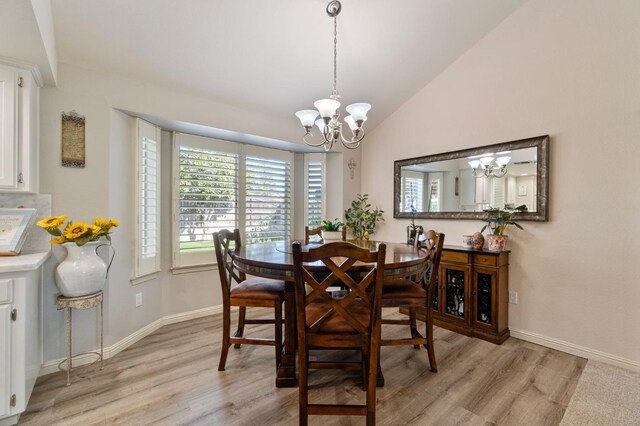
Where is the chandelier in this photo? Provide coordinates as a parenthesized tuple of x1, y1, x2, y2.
(468, 155, 511, 178)
(295, 0, 371, 151)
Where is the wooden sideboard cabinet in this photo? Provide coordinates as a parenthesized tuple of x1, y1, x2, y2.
(407, 246, 510, 344)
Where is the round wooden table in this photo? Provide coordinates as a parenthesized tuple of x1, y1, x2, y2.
(230, 240, 430, 387)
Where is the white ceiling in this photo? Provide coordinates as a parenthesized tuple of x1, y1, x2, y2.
(50, 0, 526, 132)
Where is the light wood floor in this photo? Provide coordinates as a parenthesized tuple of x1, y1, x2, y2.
(20, 309, 586, 425)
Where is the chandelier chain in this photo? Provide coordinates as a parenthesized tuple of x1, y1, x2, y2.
(332, 15, 338, 98)
(296, 0, 369, 151)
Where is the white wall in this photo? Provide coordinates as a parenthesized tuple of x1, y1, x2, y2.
(38, 63, 361, 361)
(362, 0, 640, 367)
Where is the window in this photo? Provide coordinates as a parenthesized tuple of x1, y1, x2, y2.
(134, 119, 161, 279)
(245, 149, 292, 244)
(172, 134, 293, 269)
(173, 134, 239, 268)
(428, 178, 441, 212)
(305, 154, 325, 228)
(402, 176, 424, 212)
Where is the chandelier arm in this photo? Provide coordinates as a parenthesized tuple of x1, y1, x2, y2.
(490, 166, 507, 178)
(322, 123, 336, 144)
(303, 133, 334, 148)
(340, 126, 365, 144)
(338, 127, 363, 149)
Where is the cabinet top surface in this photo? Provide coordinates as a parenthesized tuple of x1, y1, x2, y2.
(0, 251, 50, 273)
(443, 244, 510, 254)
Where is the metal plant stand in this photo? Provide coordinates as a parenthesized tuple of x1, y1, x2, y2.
(56, 290, 104, 386)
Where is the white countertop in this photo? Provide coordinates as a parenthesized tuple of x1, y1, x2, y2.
(0, 251, 51, 273)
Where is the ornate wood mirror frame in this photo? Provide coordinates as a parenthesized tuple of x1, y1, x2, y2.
(393, 135, 549, 221)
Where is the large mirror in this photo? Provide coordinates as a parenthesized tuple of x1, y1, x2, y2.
(394, 135, 549, 221)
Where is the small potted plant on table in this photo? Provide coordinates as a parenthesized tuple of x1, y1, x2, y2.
(480, 205, 526, 251)
(321, 218, 344, 241)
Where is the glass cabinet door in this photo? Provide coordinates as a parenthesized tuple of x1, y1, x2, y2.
(442, 265, 469, 323)
(472, 267, 498, 328)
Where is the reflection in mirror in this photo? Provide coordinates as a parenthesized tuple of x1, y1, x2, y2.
(400, 147, 537, 213)
(394, 135, 549, 221)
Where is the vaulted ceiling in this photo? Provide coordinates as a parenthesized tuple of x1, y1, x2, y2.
(0, 0, 529, 142)
(49, 0, 526, 132)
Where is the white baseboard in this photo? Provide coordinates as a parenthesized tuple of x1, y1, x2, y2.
(39, 305, 224, 377)
(510, 328, 640, 373)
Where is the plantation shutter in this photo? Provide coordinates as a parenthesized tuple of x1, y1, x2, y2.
(492, 177, 505, 208)
(175, 139, 239, 267)
(135, 119, 161, 278)
(307, 161, 324, 228)
(402, 176, 424, 212)
(245, 155, 292, 244)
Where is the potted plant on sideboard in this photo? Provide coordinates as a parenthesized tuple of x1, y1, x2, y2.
(321, 218, 344, 241)
(480, 205, 527, 251)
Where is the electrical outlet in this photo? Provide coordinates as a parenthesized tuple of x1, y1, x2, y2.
(135, 292, 143, 307)
(509, 291, 518, 304)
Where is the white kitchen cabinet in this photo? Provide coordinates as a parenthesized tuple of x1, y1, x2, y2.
(474, 176, 492, 204)
(0, 252, 48, 426)
(0, 64, 40, 193)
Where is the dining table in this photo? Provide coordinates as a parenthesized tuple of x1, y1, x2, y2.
(230, 239, 429, 387)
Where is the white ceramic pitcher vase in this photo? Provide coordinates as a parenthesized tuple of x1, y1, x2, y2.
(55, 241, 114, 297)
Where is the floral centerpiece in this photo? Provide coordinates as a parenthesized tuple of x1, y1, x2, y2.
(37, 215, 119, 246)
(37, 215, 119, 297)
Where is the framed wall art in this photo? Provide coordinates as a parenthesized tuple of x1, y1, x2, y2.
(61, 111, 86, 168)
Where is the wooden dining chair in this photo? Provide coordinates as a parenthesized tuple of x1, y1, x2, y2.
(292, 241, 386, 426)
(380, 231, 444, 372)
(213, 229, 285, 371)
(304, 225, 347, 244)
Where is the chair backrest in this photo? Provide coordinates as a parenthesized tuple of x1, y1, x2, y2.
(304, 225, 324, 244)
(213, 229, 245, 301)
(422, 230, 445, 293)
(292, 241, 387, 345)
(304, 225, 348, 244)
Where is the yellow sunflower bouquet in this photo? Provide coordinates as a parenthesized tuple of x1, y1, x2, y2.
(37, 215, 120, 246)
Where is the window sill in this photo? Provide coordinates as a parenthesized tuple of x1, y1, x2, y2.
(130, 271, 160, 286)
(171, 263, 218, 275)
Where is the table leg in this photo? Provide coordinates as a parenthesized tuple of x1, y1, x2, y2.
(66, 307, 72, 387)
(275, 281, 296, 387)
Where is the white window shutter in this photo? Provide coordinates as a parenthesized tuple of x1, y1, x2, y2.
(245, 155, 292, 244)
(135, 119, 161, 278)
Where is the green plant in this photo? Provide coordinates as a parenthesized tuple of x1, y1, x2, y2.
(321, 218, 343, 231)
(480, 205, 527, 236)
(344, 194, 384, 240)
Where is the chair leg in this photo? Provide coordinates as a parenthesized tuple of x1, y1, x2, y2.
(233, 306, 246, 349)
(410, 308, 420, 349)
(274, 300, 283, 369)
(361, 346, 368, 391)
(218, 304, 231, 371)
(425, 313, 437, 373)
(366, 339, 378, 426)
(299, 348, 309, 426)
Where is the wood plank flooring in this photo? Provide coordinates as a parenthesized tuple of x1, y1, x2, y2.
(19, 309, 586, 425)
